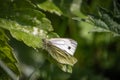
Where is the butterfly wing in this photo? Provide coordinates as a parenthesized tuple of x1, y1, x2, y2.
(48, 38, 77, 56)
(46, 40, 77, 66)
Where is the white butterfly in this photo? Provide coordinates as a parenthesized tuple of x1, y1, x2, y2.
(42, 38, 77, 66)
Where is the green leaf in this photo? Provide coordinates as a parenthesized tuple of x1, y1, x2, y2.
(0, 8, 54, 48)
(46, 32, 60, 38)
(89, 8, 120, 35)
(0, 29, 19, 78)
(37, 0, 62, 16)
(57, 63, 73, 73)
(79, 5, 120, 36)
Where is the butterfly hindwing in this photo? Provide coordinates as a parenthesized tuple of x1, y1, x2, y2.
(47, 44, 77, 66)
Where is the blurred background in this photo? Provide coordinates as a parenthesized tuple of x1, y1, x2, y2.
(0, 0, 120, 80)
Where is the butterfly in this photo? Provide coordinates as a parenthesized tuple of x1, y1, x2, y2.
(42, 38, 77, 66)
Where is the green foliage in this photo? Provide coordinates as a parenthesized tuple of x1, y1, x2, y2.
(37, 0, 63, 16)
(0, 0, 73, 79)
(0, 29, 19, 79)
(0, 0, 120, 80)
(0, 8, 54, 48)
(81, 1, 120, 36)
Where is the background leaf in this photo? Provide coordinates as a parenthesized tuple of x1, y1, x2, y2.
(37, 0, 62, 16)
(0, 29, 19, 79)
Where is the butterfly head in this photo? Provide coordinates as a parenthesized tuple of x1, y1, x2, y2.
(42, 39, 48, 49)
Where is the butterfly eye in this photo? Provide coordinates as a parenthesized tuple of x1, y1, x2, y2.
(68, 46, 71, 49)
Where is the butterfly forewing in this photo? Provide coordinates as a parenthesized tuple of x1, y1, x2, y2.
(48, 38, 77, 56)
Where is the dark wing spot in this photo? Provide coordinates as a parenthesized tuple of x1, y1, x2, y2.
(68, 46, 71, 49)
